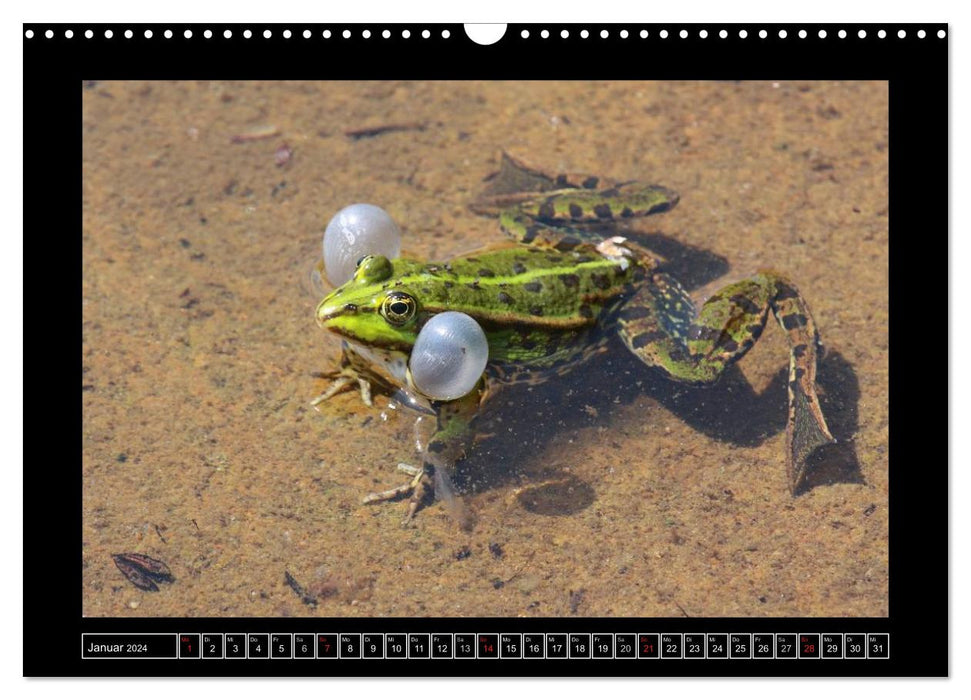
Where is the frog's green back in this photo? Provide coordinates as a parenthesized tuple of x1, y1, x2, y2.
(316, 245, 639, 366)
(425, 246, 636, 364)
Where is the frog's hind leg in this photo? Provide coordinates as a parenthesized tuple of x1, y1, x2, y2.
(498, 210, 610, 253)
(497, 181, 677, 265)
(617, 272, 834, 495)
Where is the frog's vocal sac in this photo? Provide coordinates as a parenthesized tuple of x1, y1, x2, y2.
(314, 152, 835, 522)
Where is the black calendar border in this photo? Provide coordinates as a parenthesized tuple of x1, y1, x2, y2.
(24, 22, 947, 678)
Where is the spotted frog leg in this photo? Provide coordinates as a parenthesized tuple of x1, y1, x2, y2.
(615, 271, 834, 494)
(492, 180, 834, 494)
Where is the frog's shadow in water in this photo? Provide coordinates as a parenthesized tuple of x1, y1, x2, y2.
(455, 231, 863, 513)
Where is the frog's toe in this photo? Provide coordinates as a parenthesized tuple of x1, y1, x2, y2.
(310, 375, 355, 407)
(362, 464, 427, 510)
(311, 372, 374, 408)
(362, 481, 415, 504)
(357, 378, 374, 407)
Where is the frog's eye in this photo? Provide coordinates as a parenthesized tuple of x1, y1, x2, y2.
(381, 292, 417, 326)
(356, 255, 370, 268)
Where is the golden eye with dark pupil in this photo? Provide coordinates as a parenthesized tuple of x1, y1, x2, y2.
(381, 292, 416, 325)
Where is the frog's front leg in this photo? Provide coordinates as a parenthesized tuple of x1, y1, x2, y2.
(362, 380, 484, 526)
(617, 271, 834, 494)
(311, 341, 391, 408)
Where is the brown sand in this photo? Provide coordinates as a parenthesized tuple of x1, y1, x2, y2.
(82, 81, 888, 617)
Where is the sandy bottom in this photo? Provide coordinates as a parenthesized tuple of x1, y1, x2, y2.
(82, 80, 888, 618)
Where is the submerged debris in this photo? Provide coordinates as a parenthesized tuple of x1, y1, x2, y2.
(345, 122, 426, 141)
(569, 588, 586, 614)
(284, 570, 318, 608)
(275, 143, 293, 167)
(111, 552, 174, 592)
(231, 125, 280, 143)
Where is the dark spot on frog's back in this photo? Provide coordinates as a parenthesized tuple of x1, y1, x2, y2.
(530, 306, 544, 316)
(593, 203, 613, 219)
(582, 176, 599, 189)
(558, 273, 580, 288)
(477, 268, 496, 278)
(497, 292, 514, 305)
(523, 281, 543, 293)
(591, 273, 612, 290)
(792, 343, 808, 358)
(579, 304, 594, 319)
(568, 203, 584, 219)
(512, 262, 527, 275)
(538, 200, 556, 220)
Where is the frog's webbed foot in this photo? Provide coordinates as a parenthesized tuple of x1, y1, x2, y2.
(362, 463, 466, 526)
(617, 271, 835, 495)
(310, 369, 373, 408)
(787, 370, 836, 493)
(362, 463, 431, 524)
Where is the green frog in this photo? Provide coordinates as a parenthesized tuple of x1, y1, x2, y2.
(313, 153, 834, 523)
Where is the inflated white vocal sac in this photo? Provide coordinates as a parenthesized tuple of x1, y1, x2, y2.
(409, 312, 490, 401)
(322, 203, 401, 286)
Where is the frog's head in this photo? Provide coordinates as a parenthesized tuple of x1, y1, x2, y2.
(315, 254, 422, 351)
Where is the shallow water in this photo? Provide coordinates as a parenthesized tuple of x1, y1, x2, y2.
(82, 80, 888, 617)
